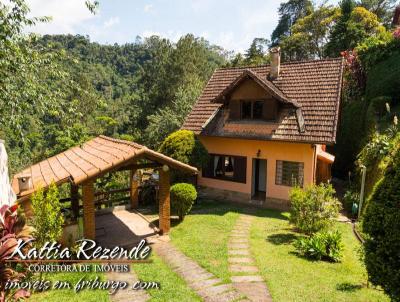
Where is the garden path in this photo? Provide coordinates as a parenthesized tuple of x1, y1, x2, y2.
(228, 214, 273, 302)
(152, 237, 250, 302)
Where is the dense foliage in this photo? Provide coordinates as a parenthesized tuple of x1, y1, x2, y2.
(289, 184, 342, 235)
(158, 130, 209, 169)
(363, 149, 400, 301)
(294, 230, 344, 262)
(31, 183, 64, 246)
(170, 183, 197, 221)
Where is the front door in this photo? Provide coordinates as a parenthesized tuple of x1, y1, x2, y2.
(252, 158, 266, 200)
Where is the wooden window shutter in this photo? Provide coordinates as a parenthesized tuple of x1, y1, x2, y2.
(229, 100, 240, 120)
(233, 156, 247, 183)
(263, 99, 277, 121)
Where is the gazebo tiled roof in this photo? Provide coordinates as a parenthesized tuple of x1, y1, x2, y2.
(12, 135, 197, 198)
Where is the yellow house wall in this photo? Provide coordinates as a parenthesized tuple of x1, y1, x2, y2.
(198, 136, 317, 200)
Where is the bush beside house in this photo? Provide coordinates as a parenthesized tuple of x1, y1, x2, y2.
(290, 183, 344, 262)
(159, 130, 208, 169)
(289, 183, 342, 235)
(170, 183, 197, 221)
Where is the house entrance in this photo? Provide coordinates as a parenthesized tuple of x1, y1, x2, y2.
(252, 158, 267, 201)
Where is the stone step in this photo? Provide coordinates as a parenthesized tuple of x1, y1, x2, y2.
(228, 257, 254, 264)
(229, 265, 259, 273)
(231, 275, 264, 283)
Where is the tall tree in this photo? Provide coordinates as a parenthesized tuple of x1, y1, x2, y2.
(326, 2, 386, 57)
(244, 38, 270, 66)
(280, 5, 341, 60)
(360, 0, 398, 25)
(270, 0, 314, 48)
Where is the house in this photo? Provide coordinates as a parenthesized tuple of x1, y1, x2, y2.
(182, 48, 344, 209)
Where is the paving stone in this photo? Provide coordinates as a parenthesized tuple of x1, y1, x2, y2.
(228, 249, 250, 256)
(228, 243, 249, 249)
(205, 289, 244, 302)
(229, 238, 249, 244)
(231, 275, 264, 283)
(228, 257, 254, 264)
(233, 282, 273, 302)
(190, 278, 222, 290)
(197, 284, 233, 297)
(229, 265, 259, 273)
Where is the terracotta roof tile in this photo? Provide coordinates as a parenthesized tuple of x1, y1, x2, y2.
(182, 58, 344, 144)
(13, 135, 198, 199)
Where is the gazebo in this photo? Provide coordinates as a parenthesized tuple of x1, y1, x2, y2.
(12, 136, 198, 238)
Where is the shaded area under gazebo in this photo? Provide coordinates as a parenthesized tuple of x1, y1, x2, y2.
(12, 135, 197, 238)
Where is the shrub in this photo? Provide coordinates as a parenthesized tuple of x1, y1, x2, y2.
(294, 230, 344, 262)
(31, 182, 64, 246)
(362, 149, 400, 301)
(158, 130, 208, 169)
(170, 183, 197, 221)
(289, 183, 342, 235)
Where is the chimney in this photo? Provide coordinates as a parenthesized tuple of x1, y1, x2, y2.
(269, 47, 281, 80)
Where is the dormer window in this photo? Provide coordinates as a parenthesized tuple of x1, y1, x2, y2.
(241, 100, 264, 120)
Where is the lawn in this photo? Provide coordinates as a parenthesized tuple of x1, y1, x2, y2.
(250, 208, 389, 302)
(169, 200, 243, 283)
(29, 267, 109, 302)
(132, 254, 202, 301)
(169, 199, 389, 302)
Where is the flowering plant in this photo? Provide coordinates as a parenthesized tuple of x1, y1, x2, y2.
(0, 204, 33, 302)
(394, 28, 400, 39)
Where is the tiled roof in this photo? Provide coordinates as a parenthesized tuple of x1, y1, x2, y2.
(12, 136, 197, 198)
(182, 58, 344, 144)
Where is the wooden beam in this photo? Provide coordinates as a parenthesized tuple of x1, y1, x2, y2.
(71, 184, 79, 219)
(82, 181, 95, 240)
(117, 162, 162, 171)
(130, 168, 139, 209)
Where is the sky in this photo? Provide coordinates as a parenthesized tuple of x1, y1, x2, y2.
(25, 0, 337, 53)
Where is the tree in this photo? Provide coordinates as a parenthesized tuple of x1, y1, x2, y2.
(281, 5, 340, 60)
(158, 130, 209, 169)
(360, 0, 398, 25)
(271, 0, 314, 49)
(244, 38, 270, 66)
(363, 150, 400, 301)
(31, 183, 64, 248)
(326, 3, 386, 57)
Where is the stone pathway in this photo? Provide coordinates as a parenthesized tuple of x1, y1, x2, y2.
(152, 237, 249, 302)
(107, 269, 150, 302)
(228, 215, 273, 302)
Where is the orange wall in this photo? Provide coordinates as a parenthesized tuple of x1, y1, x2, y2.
(198, 136, 316, 200)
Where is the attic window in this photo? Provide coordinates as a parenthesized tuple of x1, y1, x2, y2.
(240, 100, 264, 120)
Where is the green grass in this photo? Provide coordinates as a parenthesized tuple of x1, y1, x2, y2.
(169, 200, 243, 283)
(29, 267, 109, 302)
(250, 208, 389, 302)
(132, 254, 202, 301)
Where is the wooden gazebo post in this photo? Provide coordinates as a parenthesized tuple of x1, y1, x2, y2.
(82, 180, 95, 239)
(158, 165, 170, 234)
(130, 167, 139, 209)
(70, 184, 79, 219)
